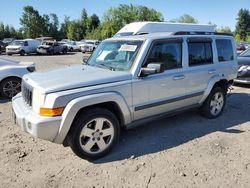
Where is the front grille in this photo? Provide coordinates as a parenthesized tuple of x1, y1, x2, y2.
(22, 81, 33, 107)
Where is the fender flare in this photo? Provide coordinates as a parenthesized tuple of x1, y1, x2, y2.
(53, 92, 132, 144)
(199, 75, 228, 104)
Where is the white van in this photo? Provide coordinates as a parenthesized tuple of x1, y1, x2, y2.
(6, 39, 41, 56)
(114, 22, 216, 37)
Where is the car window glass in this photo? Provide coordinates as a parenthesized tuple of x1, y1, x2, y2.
(24, 41, 28, 46)
(216, 39, 234, 62)
(144, 41, 182, 70)
(188, 42, 213, 66)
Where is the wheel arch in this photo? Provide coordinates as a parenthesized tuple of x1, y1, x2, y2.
(199, 76, 229, 104)
(53, 92, 132, 144)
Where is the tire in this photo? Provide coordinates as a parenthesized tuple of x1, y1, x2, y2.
(67, 108, 120, 160)
(0, 77, 21, 99)
(201, 87, 226, 119)
(20, 50, 25, 56)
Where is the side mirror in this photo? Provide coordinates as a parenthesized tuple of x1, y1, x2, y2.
(82, 56, 89, 64)
(140, 63, 164, 77)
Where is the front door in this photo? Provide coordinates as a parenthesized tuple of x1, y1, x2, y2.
(132, 38, 188, 120)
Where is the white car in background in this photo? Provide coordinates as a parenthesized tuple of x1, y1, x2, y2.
(80, 40, 100, 53)
(0, 58, 35, 99)
(65, 40, 79, 52)
(6, 39, 41, 56)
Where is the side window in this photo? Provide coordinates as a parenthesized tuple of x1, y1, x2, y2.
(144, 41, 182, 70)
(188, 42, 213, 66)
(24, 41, 28, 46)
(216, 39, 234, 62)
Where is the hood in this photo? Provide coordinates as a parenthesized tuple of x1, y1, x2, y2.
(24, 65, 132, 94)
(6, 45, 21, 49)
(0, 58, 34, 70)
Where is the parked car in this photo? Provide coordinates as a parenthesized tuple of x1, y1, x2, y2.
(235, 48, 250, 84)
(36, 37, 55, 43)
(37, 41, 67, 55)
(12, 29, 237, 160)
(64, 40, 79, 51)
(2, 38, 15, 46)
(80, 40, 100, 53)
(0, 58, 35, 98)
(0, 40, 5, 54)
(6, 39, 41, 56)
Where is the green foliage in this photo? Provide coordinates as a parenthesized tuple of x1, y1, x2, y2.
(217, 26, 233, 34)
(87, 4, 163, 40)
(235, 8, 250, 41)
(0, 22, 23, 39)
(170, 14, 198, 24)
(20, 6, 48, 38)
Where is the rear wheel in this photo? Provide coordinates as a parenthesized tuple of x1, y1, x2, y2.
(20, 50, 25, 56)
(67, 108, 120, 160)
(201, 87, 226, 119)
(0, 77, 21, 99)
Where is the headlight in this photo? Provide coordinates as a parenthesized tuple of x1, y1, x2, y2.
(27, 66, 36, 72)
(32, 88, 44, 113)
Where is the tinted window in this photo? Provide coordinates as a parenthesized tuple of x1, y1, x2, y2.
(144, 42, 182, 70)
(216, 39, 234, 62)
(188, 42, 213, 66)
(24, 41, 28, 46)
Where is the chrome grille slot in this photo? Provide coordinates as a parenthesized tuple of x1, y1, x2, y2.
(22, 81, 33, 107)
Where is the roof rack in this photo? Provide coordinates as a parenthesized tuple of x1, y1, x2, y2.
(173, 31, 233, 36)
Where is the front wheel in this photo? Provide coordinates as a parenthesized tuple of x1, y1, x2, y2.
(0, 77, 21, 99)
(67, 108, 120, 160)
(201, 87, 226, 119)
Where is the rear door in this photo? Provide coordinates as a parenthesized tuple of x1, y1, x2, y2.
(132, 38, 188, 120)
(184, 37, 216, 105)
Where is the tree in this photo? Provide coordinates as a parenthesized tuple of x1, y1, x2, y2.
(0, 23, 5, 39)
(170, 14, 198, 24)
(60, 16, 71, 39)
(90, 14, 100, 30)
(48, 13, 59, 38)
(99, 4, 163, 39)
(217, 26, 233, 34)
(20, 6, 48, 38)
(235, 8, 250, 41)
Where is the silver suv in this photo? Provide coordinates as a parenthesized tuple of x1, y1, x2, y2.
(12, 32, 238, 160)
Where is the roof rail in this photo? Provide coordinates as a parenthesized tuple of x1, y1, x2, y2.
(173, 31, 233, 36)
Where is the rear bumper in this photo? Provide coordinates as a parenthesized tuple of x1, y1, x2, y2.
(12, 93, 62, 142)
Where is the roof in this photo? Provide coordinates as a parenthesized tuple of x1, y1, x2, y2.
(107, 32, 234, 42)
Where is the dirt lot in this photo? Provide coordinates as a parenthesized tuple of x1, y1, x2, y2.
(0, 53, 250, 188)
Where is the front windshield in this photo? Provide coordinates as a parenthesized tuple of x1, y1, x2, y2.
(10, 40, 24, 46)
(87, 40, 143, 71)
(240, 49, 250, 57)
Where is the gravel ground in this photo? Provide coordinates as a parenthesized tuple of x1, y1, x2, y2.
(0, 53, 250, 188)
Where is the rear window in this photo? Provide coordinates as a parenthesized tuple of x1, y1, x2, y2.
(216, 39, 234, 62)
(188, 42, 213, 66)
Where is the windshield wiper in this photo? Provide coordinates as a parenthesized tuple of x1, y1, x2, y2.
(95, 63, 114, 71)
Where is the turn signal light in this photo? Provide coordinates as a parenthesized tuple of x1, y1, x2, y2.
(39, 107, 65, 117)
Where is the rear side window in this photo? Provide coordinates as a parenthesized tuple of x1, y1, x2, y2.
(145, 41, 182, 70)
(188, 42, 213, 66)
(216, 39, 234, 62)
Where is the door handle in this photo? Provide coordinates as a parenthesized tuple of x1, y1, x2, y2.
(173, 75, 185, 80)
(208, 69, 216, 74)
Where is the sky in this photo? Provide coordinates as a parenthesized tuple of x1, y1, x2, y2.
(0, 0, 249, 31)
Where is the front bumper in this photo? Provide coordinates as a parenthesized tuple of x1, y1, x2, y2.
(12, 93, 62, 142)
(6, 49, 21, 54)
